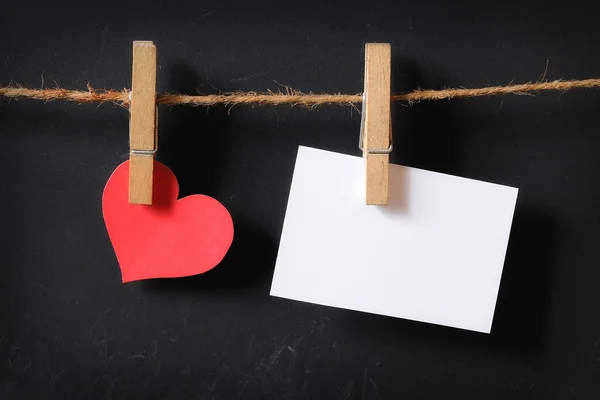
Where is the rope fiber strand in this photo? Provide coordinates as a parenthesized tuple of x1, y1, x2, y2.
(1, 79, 600, 107)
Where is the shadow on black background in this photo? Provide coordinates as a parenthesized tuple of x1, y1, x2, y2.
(157, 61, 231, 198)
(144, 63, 277, 294)
(491, 204, 557, 354)
(390, 58, 464, 177)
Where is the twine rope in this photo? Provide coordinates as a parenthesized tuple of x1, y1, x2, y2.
(1, 79, 600, 107)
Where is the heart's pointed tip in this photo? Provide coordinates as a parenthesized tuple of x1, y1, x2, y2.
(121, 275, 135, 284)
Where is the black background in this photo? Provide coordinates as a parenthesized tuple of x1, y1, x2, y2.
(2, 1, 600, 399)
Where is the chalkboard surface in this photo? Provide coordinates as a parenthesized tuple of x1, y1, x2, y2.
(2, 1, 600, 399)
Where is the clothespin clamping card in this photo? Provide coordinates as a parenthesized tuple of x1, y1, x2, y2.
(360, 43, 392, 205)
(128, 41, 157, 205)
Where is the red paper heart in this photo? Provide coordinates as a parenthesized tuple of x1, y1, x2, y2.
(102, 160, 234, 283)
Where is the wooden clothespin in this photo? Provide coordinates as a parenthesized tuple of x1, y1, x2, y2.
(129, 41, 157, 205)
(360, 43, 392, 205)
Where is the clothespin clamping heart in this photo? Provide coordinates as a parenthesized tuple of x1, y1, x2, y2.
(102, 41, 234, 283)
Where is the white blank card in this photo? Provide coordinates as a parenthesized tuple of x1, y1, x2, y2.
(271, 146, 518, 333)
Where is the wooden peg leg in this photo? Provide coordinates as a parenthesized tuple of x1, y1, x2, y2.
(129, 41, 157, 205)
(363, 43, 391, 205)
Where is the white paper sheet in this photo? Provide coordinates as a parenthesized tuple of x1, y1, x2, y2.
(271, 146, 518, 333)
